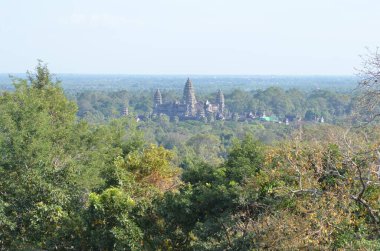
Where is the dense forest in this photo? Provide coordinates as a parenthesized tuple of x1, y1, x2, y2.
(0, 62, 379, 250)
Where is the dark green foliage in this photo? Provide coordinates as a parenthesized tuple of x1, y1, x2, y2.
(143, 137, 266, 250)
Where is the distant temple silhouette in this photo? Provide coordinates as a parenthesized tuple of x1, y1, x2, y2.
(153, 78, 225, 120)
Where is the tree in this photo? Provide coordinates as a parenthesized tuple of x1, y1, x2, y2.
(356, 48, 380, 122)
(0, 62, 124, 249)
(225, 135, 264, 182)
(0, 62, 82, 248)
(259, 126, 380, 249)
(186, 134, 223, 165)
(86, 188, 142, 251)
(143, 136, 267, 250)
(87, 142, 180, 250)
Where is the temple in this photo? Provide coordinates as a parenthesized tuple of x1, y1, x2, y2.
(153, 78, 226, 120)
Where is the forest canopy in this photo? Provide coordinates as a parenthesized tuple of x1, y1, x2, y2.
(0, 63, 379, 250)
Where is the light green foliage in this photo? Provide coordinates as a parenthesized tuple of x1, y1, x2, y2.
(226, 135, 264, 182)
(0, 62, 123, 249)
(0, 62, 82, 248)
(86, 188, 142, 251)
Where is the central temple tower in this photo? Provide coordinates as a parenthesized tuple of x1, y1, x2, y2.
(182, 78, 197, 116)
(154, 89, 162, 106)
(216, 89, 225, 113)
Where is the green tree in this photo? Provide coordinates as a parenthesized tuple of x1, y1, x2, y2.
(0, 62, 123, 249)
(144, 136, 266, 250)
(225, 135, 264, 182)
(0, 62, 81, 248)
(86, 188, 142, 251)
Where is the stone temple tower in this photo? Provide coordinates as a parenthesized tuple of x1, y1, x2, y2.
(183, 78, 197, 116)
(154, 89, 162, 106)
(122, 105, 129, 116)
(216, 89, 225, 113)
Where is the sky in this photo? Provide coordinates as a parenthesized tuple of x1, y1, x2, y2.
(0, 0, 379, 75)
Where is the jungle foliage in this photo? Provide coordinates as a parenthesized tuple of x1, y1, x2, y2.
(0, 63, 379, 250)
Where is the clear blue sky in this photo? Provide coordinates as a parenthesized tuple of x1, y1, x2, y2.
(0, 0, 379, 75)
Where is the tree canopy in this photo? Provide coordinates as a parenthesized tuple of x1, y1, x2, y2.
(0, 63, 379, 250)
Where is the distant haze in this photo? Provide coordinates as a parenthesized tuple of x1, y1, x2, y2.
(1, 0, 379, 75)
(0, 74, 357, 93)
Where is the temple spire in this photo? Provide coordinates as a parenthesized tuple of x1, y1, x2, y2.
(154, 89, 162, 106)
(183, 78, 196, 104)
(216, 89, 225, 113)
(182, 78, 197, 116)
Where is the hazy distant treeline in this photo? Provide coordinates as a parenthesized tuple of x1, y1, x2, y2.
(72, 86, 355, 124)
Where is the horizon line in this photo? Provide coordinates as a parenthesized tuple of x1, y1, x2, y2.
(0, 72, 357, 77)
